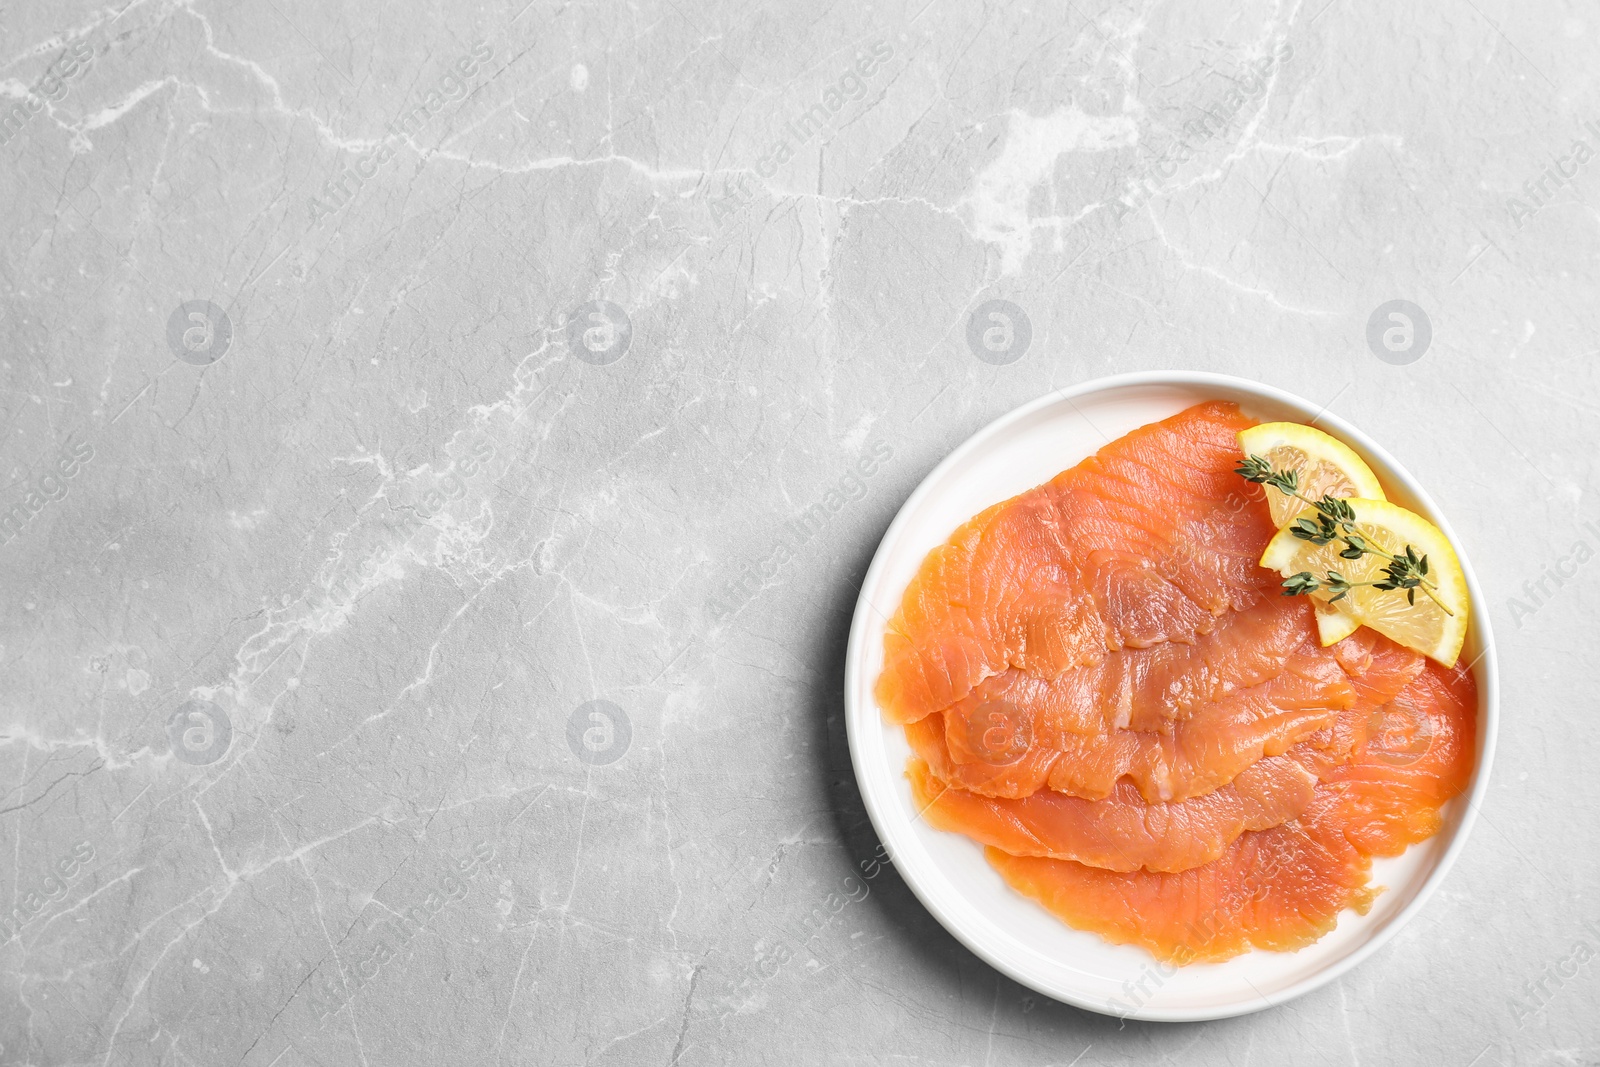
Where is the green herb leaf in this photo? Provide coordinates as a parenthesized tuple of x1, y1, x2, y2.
(1237, 457, 1454, 618)
(1281, 571, 1321, 596)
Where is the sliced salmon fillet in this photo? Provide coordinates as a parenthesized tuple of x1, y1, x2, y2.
(908, 755, 1317, 873)
(983, 660, 1476, 962)
(939, 595, 1316, 743)
(901, 630, 1428, 882)
(1321, 659, 1477, 854)
(914, 635, 1353, 802)
(1297, 629, 1425, 777)
(876, 402, 1278, 725)
(906, 660, 1400, 875)
(923, 620, 1421, 803)
(984, 811, 1376, 963)
(1331, 626, 1428, 711)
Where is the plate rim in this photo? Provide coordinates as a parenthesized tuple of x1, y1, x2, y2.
(841, 369, 1500, 1022)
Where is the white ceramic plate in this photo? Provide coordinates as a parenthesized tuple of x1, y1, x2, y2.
(843, 371, 1498, 1022)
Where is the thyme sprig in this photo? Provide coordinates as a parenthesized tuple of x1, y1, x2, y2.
(1235, 455, 1453, 617)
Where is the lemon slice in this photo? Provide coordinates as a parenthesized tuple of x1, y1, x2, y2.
(1238, 423, 1386, 528)
(1260, 498, 1469, 667)
(1239, 422, 1385, 647)
(1312, 599, 1361, 646)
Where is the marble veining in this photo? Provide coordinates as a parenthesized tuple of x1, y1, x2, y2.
(0, 0, 1595, 1063)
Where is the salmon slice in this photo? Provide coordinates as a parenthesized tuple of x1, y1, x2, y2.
(984, 811, 1376, 963)
(982, 660, 1476, 962)
(906, 666, 1394, 875)
(1320, 659, 1477, 855)
(924, 623, 1421, 802)
(1331, 626, 1429, 711)
(939, 595, 1317, 746)
(1297, 629, 1425, 777)
(876, 402, 1278, 725)
(915, 636, 1353, 802)
(907, 756, 1318, 873)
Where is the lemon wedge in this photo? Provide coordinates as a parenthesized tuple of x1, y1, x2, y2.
(1237, 423, 1386, 528)
(1259, 498, 1469, 667)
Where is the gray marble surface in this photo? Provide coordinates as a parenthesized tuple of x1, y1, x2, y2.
(1, 0, 1596, 1063)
